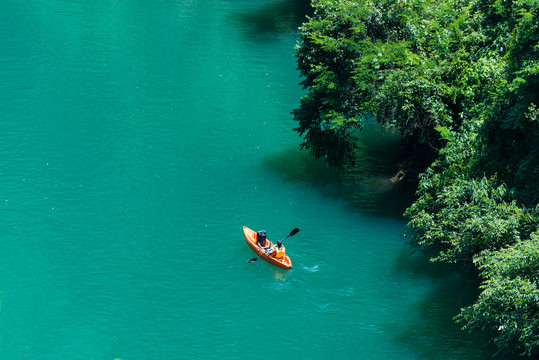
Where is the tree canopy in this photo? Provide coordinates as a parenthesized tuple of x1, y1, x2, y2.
(294, 0, 539, 356)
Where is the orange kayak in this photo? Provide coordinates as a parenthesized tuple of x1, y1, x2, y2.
(244, 226, 292, 270)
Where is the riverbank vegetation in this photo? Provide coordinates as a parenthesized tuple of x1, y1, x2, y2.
(293, 0, 538, 356)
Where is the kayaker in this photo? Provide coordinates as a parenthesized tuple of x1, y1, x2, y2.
(256, 230, 268, 248)
(274, 240, 286, 260)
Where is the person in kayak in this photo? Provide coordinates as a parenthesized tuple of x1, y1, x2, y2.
(256, 230, 269, 248)
(273, 240, 286, 260)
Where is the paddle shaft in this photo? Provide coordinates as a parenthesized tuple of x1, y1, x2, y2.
(248, 245, 273, 263)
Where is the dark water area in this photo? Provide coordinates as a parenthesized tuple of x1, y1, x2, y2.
(263, 126, 418, 217)
(232, 0, 313, 39)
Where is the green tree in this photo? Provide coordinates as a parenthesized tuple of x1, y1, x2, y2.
(406, 175, 536, 264)
(478, 0, 539, 205)
(293, 0, 448, 167)
(457, 231, 539, 357)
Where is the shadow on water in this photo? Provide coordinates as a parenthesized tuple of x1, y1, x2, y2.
(262, 126, 417, 217)
(393, 251, 521, 360)
(230, 0, 313, 40)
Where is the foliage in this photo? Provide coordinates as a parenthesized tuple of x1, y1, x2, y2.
(478, 0, 539, 205)
(456, 231, 539, 357)
(402, 0, 539, 354)
(406, 176, 536, 264)
(404, 0, 539, 256)
(293, 0, 510, 168)
(293, 0, 450, 167)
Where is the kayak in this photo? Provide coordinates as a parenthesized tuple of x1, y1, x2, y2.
(244, 226, 292, 270)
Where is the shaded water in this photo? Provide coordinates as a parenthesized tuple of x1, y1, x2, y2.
(0, 1, 512, 359)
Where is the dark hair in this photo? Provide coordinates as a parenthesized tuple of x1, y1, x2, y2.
(277, 240, 283, 248)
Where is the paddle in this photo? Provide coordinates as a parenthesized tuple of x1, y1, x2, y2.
(248, 228, 299, 263)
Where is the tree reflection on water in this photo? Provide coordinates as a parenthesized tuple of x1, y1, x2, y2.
(263, 125, 417, 217)
(231, 0, 313, 39)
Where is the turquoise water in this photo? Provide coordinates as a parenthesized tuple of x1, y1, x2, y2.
(0, 1, 506, 359)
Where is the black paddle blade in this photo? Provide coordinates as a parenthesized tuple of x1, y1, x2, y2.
(248, 257, 259, 263)
(290, 228, 300, 236)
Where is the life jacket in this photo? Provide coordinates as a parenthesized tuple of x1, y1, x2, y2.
(275, 245, 286, 258)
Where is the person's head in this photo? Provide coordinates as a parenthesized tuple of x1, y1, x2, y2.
(277, 240, 283, 248)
